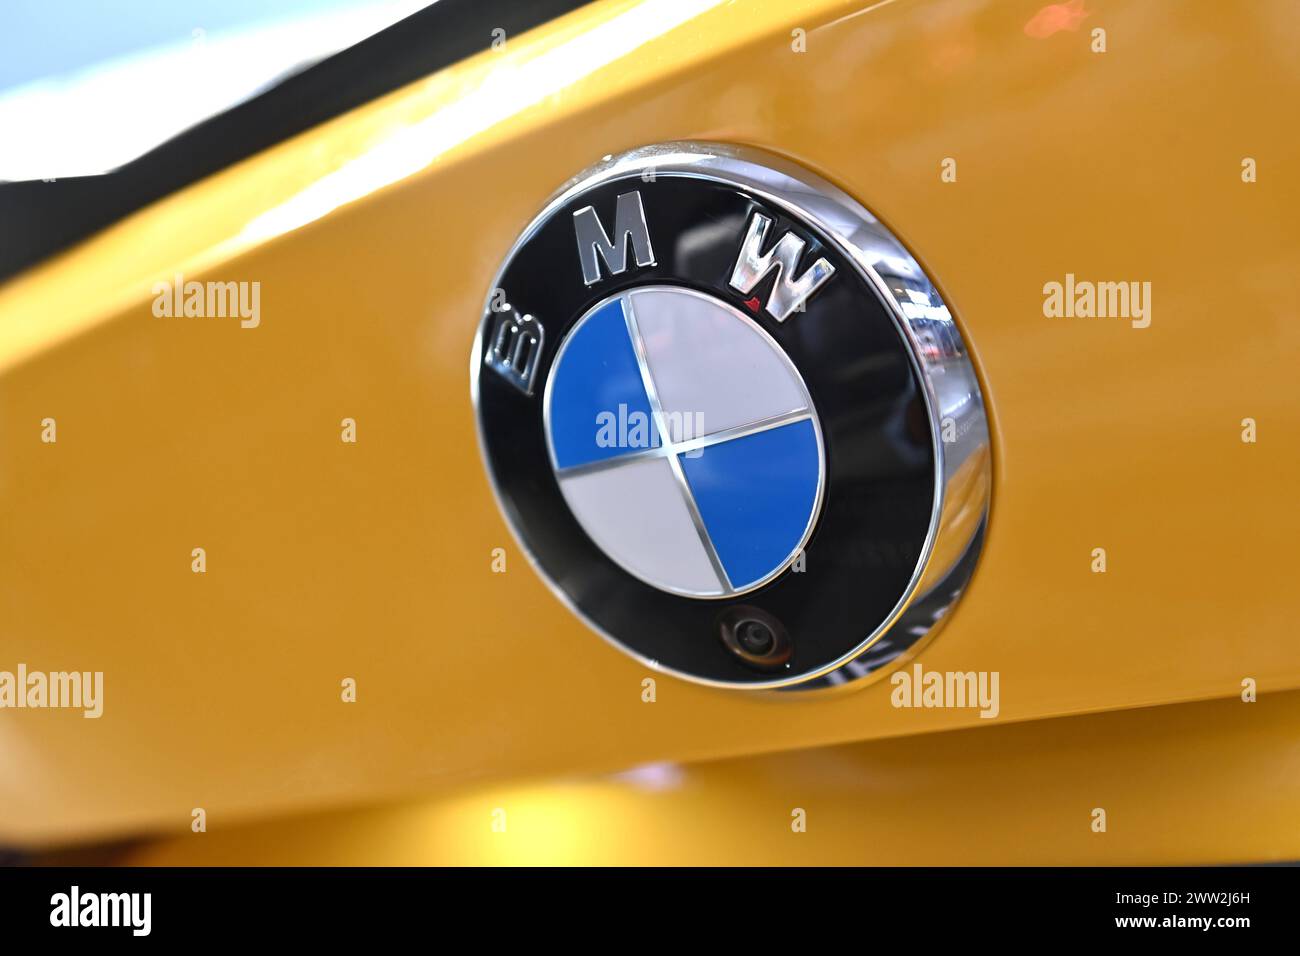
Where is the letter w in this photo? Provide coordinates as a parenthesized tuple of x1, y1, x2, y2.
(729, 212, 834, 322)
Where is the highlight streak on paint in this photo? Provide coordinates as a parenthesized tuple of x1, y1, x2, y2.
(1024, 0, 1089, 39)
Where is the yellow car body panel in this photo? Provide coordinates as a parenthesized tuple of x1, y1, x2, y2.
(118, 688, 1300, 866)
(1, 0, 1297, 858)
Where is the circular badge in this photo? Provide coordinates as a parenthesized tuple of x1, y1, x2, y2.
(472, 143, 991, 690)
(545, 285, 825, 598)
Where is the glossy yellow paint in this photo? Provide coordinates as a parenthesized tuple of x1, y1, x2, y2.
(1, 0, 1297, 851)
(121, 688, 1300, 865)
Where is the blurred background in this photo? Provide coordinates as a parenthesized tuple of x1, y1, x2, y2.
(0, 0, 433, 182)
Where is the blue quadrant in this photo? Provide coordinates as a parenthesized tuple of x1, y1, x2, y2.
(679, 419, 821, 589)
(547, 299, 658, 469)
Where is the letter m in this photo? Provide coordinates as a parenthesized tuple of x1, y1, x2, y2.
(573, 190, 655, 285)
(729, 212, 835, 322)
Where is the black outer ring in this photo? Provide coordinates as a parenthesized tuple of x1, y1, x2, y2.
(475, 174, 935, 685)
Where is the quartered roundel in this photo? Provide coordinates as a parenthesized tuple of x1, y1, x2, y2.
(472, 143, 991, 690)
(545, 286, 823, 598)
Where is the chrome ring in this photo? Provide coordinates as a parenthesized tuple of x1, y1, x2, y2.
(471, 142, 992, 691)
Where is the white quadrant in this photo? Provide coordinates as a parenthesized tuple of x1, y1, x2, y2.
(629, 286, 811, 439)
(557, 455, 724, 596)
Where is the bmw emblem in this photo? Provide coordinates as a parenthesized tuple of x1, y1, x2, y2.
(472, 143, 991, 690)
